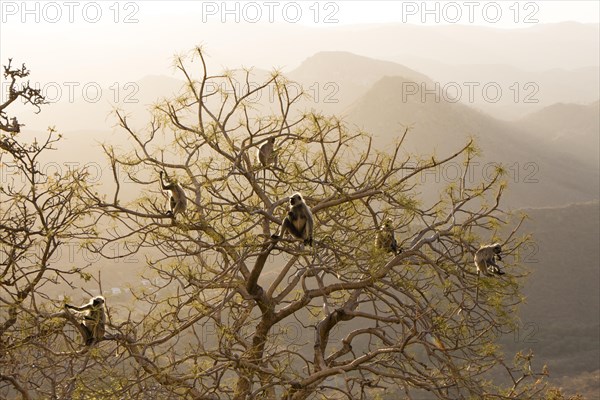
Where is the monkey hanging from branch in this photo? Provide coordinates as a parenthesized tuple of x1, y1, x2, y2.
(159, 171, 188, 218)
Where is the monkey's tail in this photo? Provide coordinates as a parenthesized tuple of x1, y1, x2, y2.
(475, 271, 480, 305)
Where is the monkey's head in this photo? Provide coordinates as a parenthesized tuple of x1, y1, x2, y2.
(382, 218, 394, 229)
(269, 137, 276, 144)
(492, 243, 502, 255)
(289, 193, 303, 206)
(92, 296, 105, 306)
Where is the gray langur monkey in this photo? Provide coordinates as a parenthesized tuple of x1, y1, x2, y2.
(160, 171, 187, 217)
(257, 137, 278, 169)
(271, 192, 314, 246)
(474, 243, 505, 276)
(65, 296, 106, 345)
(375, 218, 401, 255)
(10, 117, 20, 133)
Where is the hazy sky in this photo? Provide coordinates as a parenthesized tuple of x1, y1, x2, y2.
(134, 1, 600, 26)
(1, 1, 599, 88)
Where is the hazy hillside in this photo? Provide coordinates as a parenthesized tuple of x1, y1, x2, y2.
(346, 76, 600, 208)
(289, 51, 431, 115)
(518, 101, 600, 167)
(288, 51, 599, 121)
(501, 202, 600, 398)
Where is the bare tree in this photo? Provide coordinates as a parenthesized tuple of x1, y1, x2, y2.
(1, 50, 549, 399)
(0, 61, 97, 399)
(78, 48, 547, 399)
(0, 59, 45, 136)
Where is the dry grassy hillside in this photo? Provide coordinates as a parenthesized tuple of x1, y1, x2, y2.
(501, 202, 600, 398)
(519, 101, 600, 168)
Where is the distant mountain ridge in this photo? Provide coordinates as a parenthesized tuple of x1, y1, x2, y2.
(518, 101, 599, 167)
(289, 51, 432, 115)
(346, 75, 599, 208)
(405, 62, 600, 120)
(290, 51, 431, 86)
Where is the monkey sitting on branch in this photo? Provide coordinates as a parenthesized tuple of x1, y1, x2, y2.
(375, 218, 402, 255)
(272, 192, 314, 247)
(474, 243, 505, 276)
(257, 136, 279, 169)
(64, 295, 106, 346)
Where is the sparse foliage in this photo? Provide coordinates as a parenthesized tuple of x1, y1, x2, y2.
(1, 52, 550, 399)
(0, 61, 96, 399)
